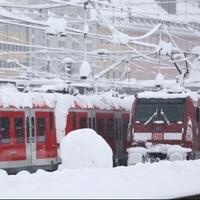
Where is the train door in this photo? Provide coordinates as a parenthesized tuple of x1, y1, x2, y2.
(26, 109, 58, 169)
(115, 111, 123, 164)
(0, 110, 26, 162)
(96, 111, 115, 152)
(35, 110, 57, 159)
(115, 111, 130, 165)
(26, 109, 36, 167)
(121, 112, 130, 164)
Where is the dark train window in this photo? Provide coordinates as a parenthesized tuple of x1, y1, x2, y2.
(72, 112, 76, 129)
(15, 118, 24, 143)
(107, 119, 114, 139)
(37, 118, 45, 143)
(93, 117, 96, 130)
(97, 118, 104, 136)
(31, 117, 35, 138)
(89, 117, 92, 128)
(79, 117, 87, 128)
(0, 117, 10, 144)
(26, 117, 30, 143)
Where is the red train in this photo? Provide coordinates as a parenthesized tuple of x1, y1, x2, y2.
(0, 91, 132, 173)
(127, 90, 200, 164)
(4, 87, 200, 173)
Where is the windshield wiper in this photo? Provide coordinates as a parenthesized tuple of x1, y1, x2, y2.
(160, 109, 171, 125)
(144, 108, 158, 126)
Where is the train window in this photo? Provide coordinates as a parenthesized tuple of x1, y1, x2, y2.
(89, 117, 92, 128)
(37, 118, 45, 143)
(31, 117, 35, 140)
(49, 112, 53, 130)
(72, 112, 76, 129)
(93, 117, 96, 130)
(15, 118, 24, 143)
(107, 119, 114, 139)
(79, 117, 87, 128)
(97, 118, 104, 136)
(0, 117, 10, 144)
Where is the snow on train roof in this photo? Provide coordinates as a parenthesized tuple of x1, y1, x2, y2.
(72, 92, 134, 111)
(0, 84, 55, 108)
(47, 92, 134, 143)
(137, 89, 199, 101)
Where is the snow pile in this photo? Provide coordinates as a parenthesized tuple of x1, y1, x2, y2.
(137, 89, 199, 101)
(155, 72, 165, 87)
(111, 31, 129, 45)
(59, 128, 113, 169)
(145, 143, 191, 155)
(0, 84, 55, 108)
(61, 57, 74, 64)
(156, 41, 174, 55)
(127, 144, 191, 164)
(46, 16, 67, 35)
(79, 60, 91, 79)
(83, 22, 89, 34)
(187, 57, 200, 83)
(74, 93, 134, 111)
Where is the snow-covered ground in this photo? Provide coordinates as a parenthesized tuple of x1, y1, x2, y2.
(0, 159, 199, 198)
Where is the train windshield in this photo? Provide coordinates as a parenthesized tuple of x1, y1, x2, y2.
(135, 98, 185, 123)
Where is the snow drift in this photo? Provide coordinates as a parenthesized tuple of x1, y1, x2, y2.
(60, 128, 113, 169)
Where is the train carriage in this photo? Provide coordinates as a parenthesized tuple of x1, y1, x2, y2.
(65, 95, 131, 166)
(0, 91, 59, 174)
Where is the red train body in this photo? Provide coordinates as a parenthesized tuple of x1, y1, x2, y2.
(0, 90, 132, 173)
(127, 90, 200, 164)
(65, 106, 130, 165)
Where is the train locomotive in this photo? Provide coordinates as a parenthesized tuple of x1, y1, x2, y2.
(127, 89, 200, 164)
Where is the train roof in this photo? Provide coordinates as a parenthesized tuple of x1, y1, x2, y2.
(70, 93, 134, 111)
(137, 89, 199, 102)
(0, 85, 56, 109)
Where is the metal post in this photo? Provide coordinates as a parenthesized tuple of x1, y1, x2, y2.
(83, 1, 88, 61)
